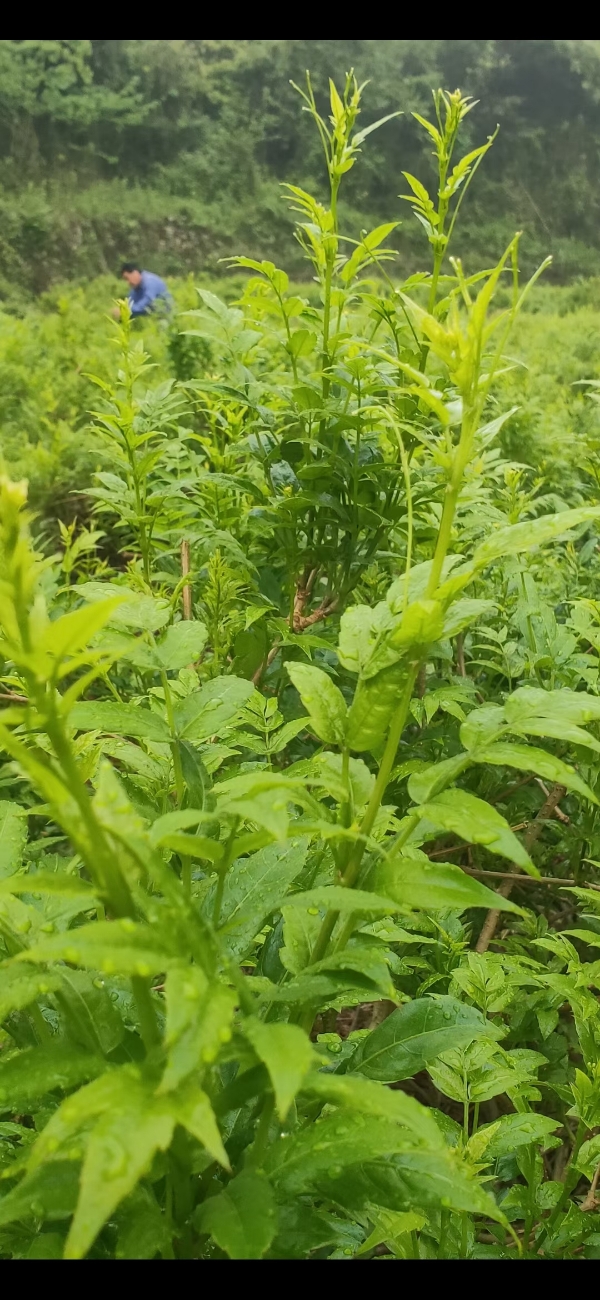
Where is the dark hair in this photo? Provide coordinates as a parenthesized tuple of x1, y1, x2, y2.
(120, 262, 141, 274)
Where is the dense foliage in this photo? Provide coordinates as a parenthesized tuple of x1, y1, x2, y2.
(1, 75, 600, 1263)
(4, 40, 600, 294)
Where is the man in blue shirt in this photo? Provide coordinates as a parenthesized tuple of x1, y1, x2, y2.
(118, 262, 172, 317)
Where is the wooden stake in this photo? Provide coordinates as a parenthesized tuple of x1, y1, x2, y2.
(181, 540, 192, 620)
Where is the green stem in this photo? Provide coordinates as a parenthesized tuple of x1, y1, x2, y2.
(29, 1001, 51, 1044)
(246, 1094, 275, 1169)
(213, 820, 239, 928)
(540, 1120, 587, 1244)
(131, 976, 161, 1052)
(161, 671, 184, 806)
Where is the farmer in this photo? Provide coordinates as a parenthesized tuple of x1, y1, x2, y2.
(113, 262, 172, 319)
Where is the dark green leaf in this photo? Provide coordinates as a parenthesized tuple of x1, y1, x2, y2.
(70, 701, 170, 743)
(199, 1170, 277, 1260)
(350, 996, 499, 1081)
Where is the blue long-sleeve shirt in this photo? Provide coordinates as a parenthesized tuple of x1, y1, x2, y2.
(128, 270, 172, 317)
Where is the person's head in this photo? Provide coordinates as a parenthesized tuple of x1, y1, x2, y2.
(120, 262, 142, 288)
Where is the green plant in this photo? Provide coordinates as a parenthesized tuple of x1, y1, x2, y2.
(2, 76, 600, 1266)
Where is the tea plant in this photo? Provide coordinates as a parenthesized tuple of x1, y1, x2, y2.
(0, 77, 600, 1264)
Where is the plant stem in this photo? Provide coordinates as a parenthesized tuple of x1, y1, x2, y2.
(131, 976, 161, 1051)
(246, 1094, 275, 1169)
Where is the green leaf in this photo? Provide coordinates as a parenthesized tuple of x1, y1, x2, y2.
(280, 903, 320, 975)
(0, 1162, 80, 1229)
(355, 1208, 426, 1257)
(476, 742, 597, 802)
(170, 1080, 229, 1168)
(506, 685, 600, 729)
(64, 1076, 176, 1259)
(209, 839, 308, 960)
(70, 701, 170, 743)
(286, 663, 347, 746)
(326, 1148, 507, 1222)
(441, 599, 495, 639)
(474, 1112, 560, 1161)
(416, 790, 537, 875)
(265, 1112, 422, 1195)
(173, 676, 253, 740)
(0, 871, 96, 898)
(300, 1072, 443, 1148)
(0, 801, 27, 880)
(346, 662, 407, 753)
(460, 705, 506, 751)
(472, 507, 600, 569)
(78, 583, 171, 631)
(199, 1170, 277, 1260)
(338, 604, 383, 673)
(159, 965, 237, 1092)
(349, 996, 499, 1081)
(375, 849, 524, 915)
(55, 969, 124, 1056)
(19, 918, 177, 978)
(242, 1018, 315, 1118)
(0, 1043, 104, 1112)
(115, 1185, 171, 1260)
(282, 886, 403, 917)
(0, 965, 61, 1021)
(123, 621, 208, 672)
(407, 754, 471, 804)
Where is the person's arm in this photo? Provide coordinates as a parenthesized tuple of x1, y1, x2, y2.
(129, 286, 155, 316)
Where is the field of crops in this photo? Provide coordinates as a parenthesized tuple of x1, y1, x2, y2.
(1, 79, 600, 1262)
